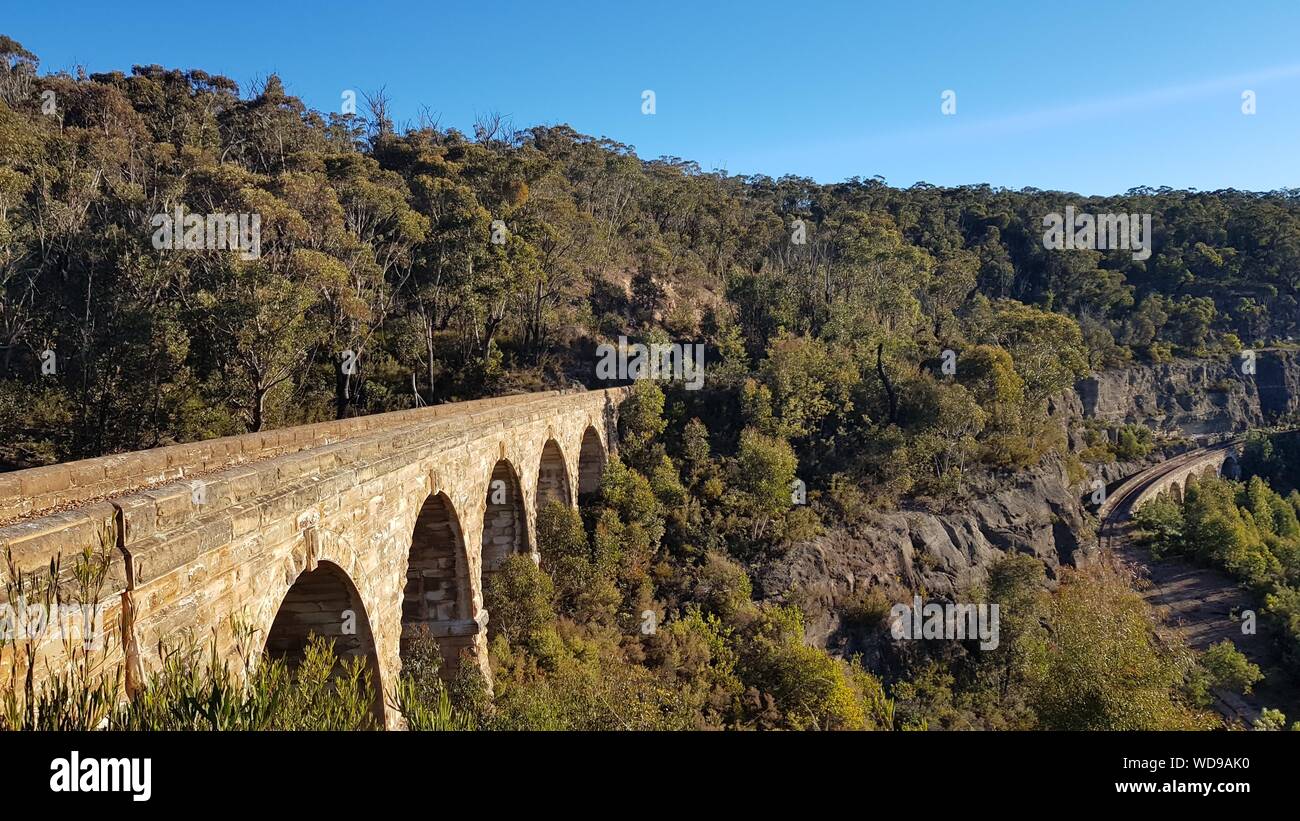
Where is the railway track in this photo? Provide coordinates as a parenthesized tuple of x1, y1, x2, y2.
(1096, 435, 1282, 726)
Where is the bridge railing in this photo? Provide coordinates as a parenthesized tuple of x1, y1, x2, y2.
(0, 391, 569, 525)
(0, 388, 622, 587)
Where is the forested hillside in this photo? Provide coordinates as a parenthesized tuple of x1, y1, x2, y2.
(2, 35, 1300, 471)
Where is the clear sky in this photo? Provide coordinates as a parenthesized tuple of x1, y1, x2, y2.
(6, 0, 1300, 195)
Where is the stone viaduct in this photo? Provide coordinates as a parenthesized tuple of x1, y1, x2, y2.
(1128, 445, 1240, 512)
(0, 388, 627, 726)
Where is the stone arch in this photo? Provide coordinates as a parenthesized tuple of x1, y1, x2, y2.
(481, 459, 527, 580)
(1222, 453, 1241, 480)
(263, 560, 384, 719)
(402, 491, 475, 674)
(535, 439, 573, 510)
(1170, 480, 1185, 505)
(577, 425, 606, 500)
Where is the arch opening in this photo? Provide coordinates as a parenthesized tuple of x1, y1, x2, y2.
(481, 459, 527, 578)
(577, 426, 606, 501)
(481, 458, 529, 641)
(535, 439, 572, 511)
(263, 561, 384, 719)
(1222, 454, 1241, 480)
(402, 492, 473, 675)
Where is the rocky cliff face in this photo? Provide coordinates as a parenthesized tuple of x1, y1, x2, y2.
(758, 350, 1300, 648)
(754, 457, 1092, 649)
(1064, 349, 1300, 438)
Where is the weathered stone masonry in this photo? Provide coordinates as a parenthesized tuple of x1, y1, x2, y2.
(0, 388, 626, 727)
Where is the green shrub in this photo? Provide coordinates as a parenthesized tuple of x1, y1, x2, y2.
(1200, 639, 1263, 695)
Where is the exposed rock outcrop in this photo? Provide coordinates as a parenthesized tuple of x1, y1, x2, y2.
(1070, 349, 1300, 438)
(754, 457, 1090, 648)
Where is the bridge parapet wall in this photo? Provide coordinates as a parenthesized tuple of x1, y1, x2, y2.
(1132, 450, 1231, 511)
(0, 391, 564, 525)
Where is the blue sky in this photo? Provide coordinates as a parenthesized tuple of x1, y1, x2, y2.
(6, 0, 1300, 194)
